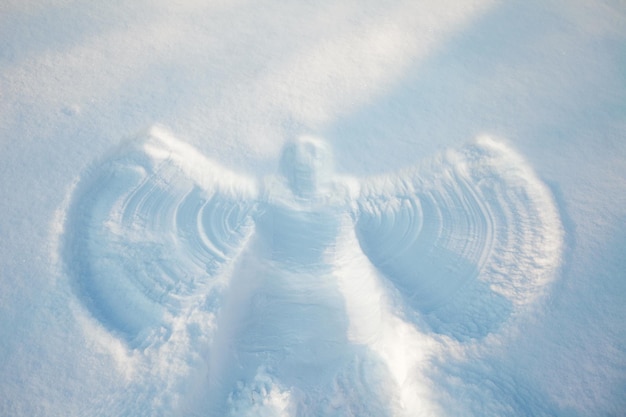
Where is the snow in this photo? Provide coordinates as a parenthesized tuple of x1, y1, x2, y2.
(1, 0, 625, 416)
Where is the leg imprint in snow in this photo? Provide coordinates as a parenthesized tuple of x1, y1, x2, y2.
(62, 127, 563, 415)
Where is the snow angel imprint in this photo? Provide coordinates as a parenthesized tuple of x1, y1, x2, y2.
(63, 126, 562, 416)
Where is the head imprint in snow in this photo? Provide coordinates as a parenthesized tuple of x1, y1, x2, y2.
(279, 135, 334, 197)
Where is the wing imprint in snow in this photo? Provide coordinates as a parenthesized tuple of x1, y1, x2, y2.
(63, 127, 257, 346)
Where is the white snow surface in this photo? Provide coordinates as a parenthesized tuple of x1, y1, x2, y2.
(1, 1, 625, 416)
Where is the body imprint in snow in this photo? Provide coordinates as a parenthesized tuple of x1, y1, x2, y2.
(62, 127, 562, 416)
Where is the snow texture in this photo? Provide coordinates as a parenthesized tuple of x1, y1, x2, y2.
(1, 0, 625, 416)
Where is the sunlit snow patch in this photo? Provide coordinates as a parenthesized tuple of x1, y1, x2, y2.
(61, 127, 562, 416)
